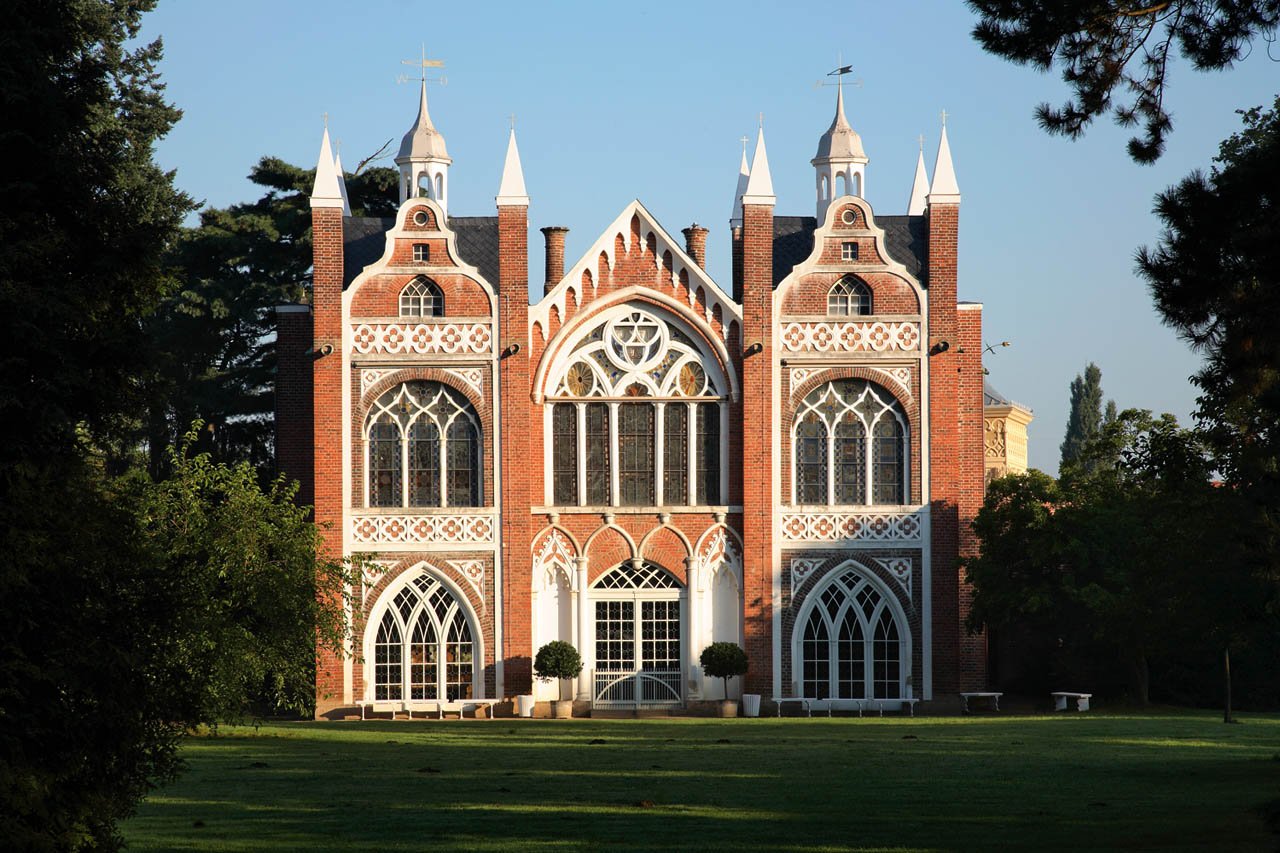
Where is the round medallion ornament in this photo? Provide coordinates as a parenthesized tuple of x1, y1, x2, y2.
(841, 208, 857, 226)
(564, 362, 594, 396)
(678, 363, 705, 396)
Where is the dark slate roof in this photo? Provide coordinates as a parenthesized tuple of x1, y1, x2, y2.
(984, 379, 1010, 407)
(769, 213, 928, 286)
(448, 216, 500, 288)
(343, 216, 392, 287)
(772, 216, 816, 286)
(341, 215, 501, 289)
(876, 215, 927, 280)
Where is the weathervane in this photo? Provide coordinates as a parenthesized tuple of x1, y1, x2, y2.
(396, 44, 447, 87)
(814, 55, 863, 91)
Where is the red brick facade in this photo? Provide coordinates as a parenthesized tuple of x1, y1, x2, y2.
(277, 104, 990, 718)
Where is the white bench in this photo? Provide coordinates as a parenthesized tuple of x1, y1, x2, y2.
(1052, 691, 1092, 712)
(358, 699, 497, 720)
(860, 698, 921, 717)
(774, 697, 830, 717)
(960, 692, 1003, 713)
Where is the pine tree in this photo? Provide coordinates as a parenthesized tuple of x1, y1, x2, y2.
(1061, 363, 1104, 470)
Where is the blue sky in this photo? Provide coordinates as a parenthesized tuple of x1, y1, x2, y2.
(141, 1, 1278, 473)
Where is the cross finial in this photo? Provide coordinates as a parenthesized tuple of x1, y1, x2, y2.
(758, 112, 764, 130)
(918, 133, 924, 152)
(509, 113, 516, 131)
(322, 111, 329, 129)
(739, 135, 749, 154)
(940, 108, 948, 127)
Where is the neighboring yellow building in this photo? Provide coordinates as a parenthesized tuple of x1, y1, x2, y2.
(984, 381, 1033, 485)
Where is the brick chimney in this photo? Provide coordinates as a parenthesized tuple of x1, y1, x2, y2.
(541, 226, 569, 294)
(682, 224, 709, 269)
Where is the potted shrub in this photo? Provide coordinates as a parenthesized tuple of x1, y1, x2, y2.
(534, 640, 582, 719)
(700, 642, 749, 717)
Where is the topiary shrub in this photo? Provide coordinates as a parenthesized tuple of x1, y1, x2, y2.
(700, 642, 749, 699)
(534, 640, 583, 683)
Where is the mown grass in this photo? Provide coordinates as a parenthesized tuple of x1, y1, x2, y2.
(123, 712, 1280, 852)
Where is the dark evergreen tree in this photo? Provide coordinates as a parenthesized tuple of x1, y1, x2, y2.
(968, 0, 1280, 161)
(1060, 362, 1105, 470)
(143, 158, 398, 476)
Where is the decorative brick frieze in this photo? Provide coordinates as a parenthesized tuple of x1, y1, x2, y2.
(780, 506, 927, 545)
(350, 322, 493, 356)
(779, 320, 920, 354)
(349, 511, 497, 549)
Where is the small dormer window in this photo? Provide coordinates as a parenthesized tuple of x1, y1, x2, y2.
(841, 241, 859, 261)
(413, 243, 430, 263)
(828, 276, 872, 316)
(400, 276, 443, 318)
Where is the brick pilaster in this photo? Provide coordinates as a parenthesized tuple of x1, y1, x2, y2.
(311, 205, 345, 716)
(740, 201, 774, 695)
(498, 203, 533, 696)
(957, 304, 987, 690)
(926, 201, 961, 696)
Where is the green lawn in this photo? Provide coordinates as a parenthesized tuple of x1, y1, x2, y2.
(123, 712, 1280, 852)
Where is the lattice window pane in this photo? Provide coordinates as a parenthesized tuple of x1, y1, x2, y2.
(695, 403, 720, 505)
(595, 600, 634, 669)
(400, 276, 443, 317)
(872, 418, 905, 504)
(836, 612, 866, 699)
(618, 404, 655, 506)
(594, 563, 680, 590)
(552, 403, 578, 505)
(374, 611, 403, 701)
(445, 612, 474, 701)
(408, 421, 440, 507)
(833, 416, 867, 504)
(446, 418, 480, 507)
(841, 241, 859, 261)
(368, 416, 402, 507)
(412, 243, 430, 263)
(640, 600, 681, 670)
(873, 610, 901, 699)
(663, 404, 688, 505)
(409, 616, 438, 700)
(802, 609, 830, 700)
(585, 403, 610, 505)
(828, 276, 871, 316)
(795, 414, 828, 504)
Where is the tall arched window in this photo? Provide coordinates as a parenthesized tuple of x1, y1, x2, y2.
(828, 277, 872, 316)
(371, 571, 477, 702)
(792, 380, 908, 505)
(364, 382, 481, 507)
(796, 565, 904, 700)
(400, 277, 444, 317)
(548, 305, 728, 507)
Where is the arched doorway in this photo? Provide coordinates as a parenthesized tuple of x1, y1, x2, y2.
(591, 561, 685, 709)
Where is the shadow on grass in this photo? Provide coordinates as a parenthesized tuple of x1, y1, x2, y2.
(125, 715, 1280, 852)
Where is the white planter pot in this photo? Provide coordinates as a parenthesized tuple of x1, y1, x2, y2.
(742, 693, 761, 717)
(516, 695, 535, 718)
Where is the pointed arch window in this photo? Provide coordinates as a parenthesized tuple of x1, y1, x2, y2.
(371, 572, 477, 702)
(828, 276, 871, 316)
(795, 566, 904, 700)
(364, 382, 481, 508)
(792, 380, 908, 506)
(400, 276, 444, 317)
(547, 305, 728, 508)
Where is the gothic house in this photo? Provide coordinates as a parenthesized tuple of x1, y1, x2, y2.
(275, 73, 1026, 717)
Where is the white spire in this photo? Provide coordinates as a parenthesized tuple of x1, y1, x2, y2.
(333, 146, 351, 216)
(907, 143, 929, 216)
(742, 126, 775, 205)
(309, 127, 345, 210)
(495, 127, 530, 207)
(928, 122, 961, 204)
(730, 142, 750, 225)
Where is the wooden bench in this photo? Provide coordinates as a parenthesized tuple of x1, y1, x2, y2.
(960, 692, 1003, 713)
(358, 700, 497, 720)
(1052, 691, 1092, 712)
